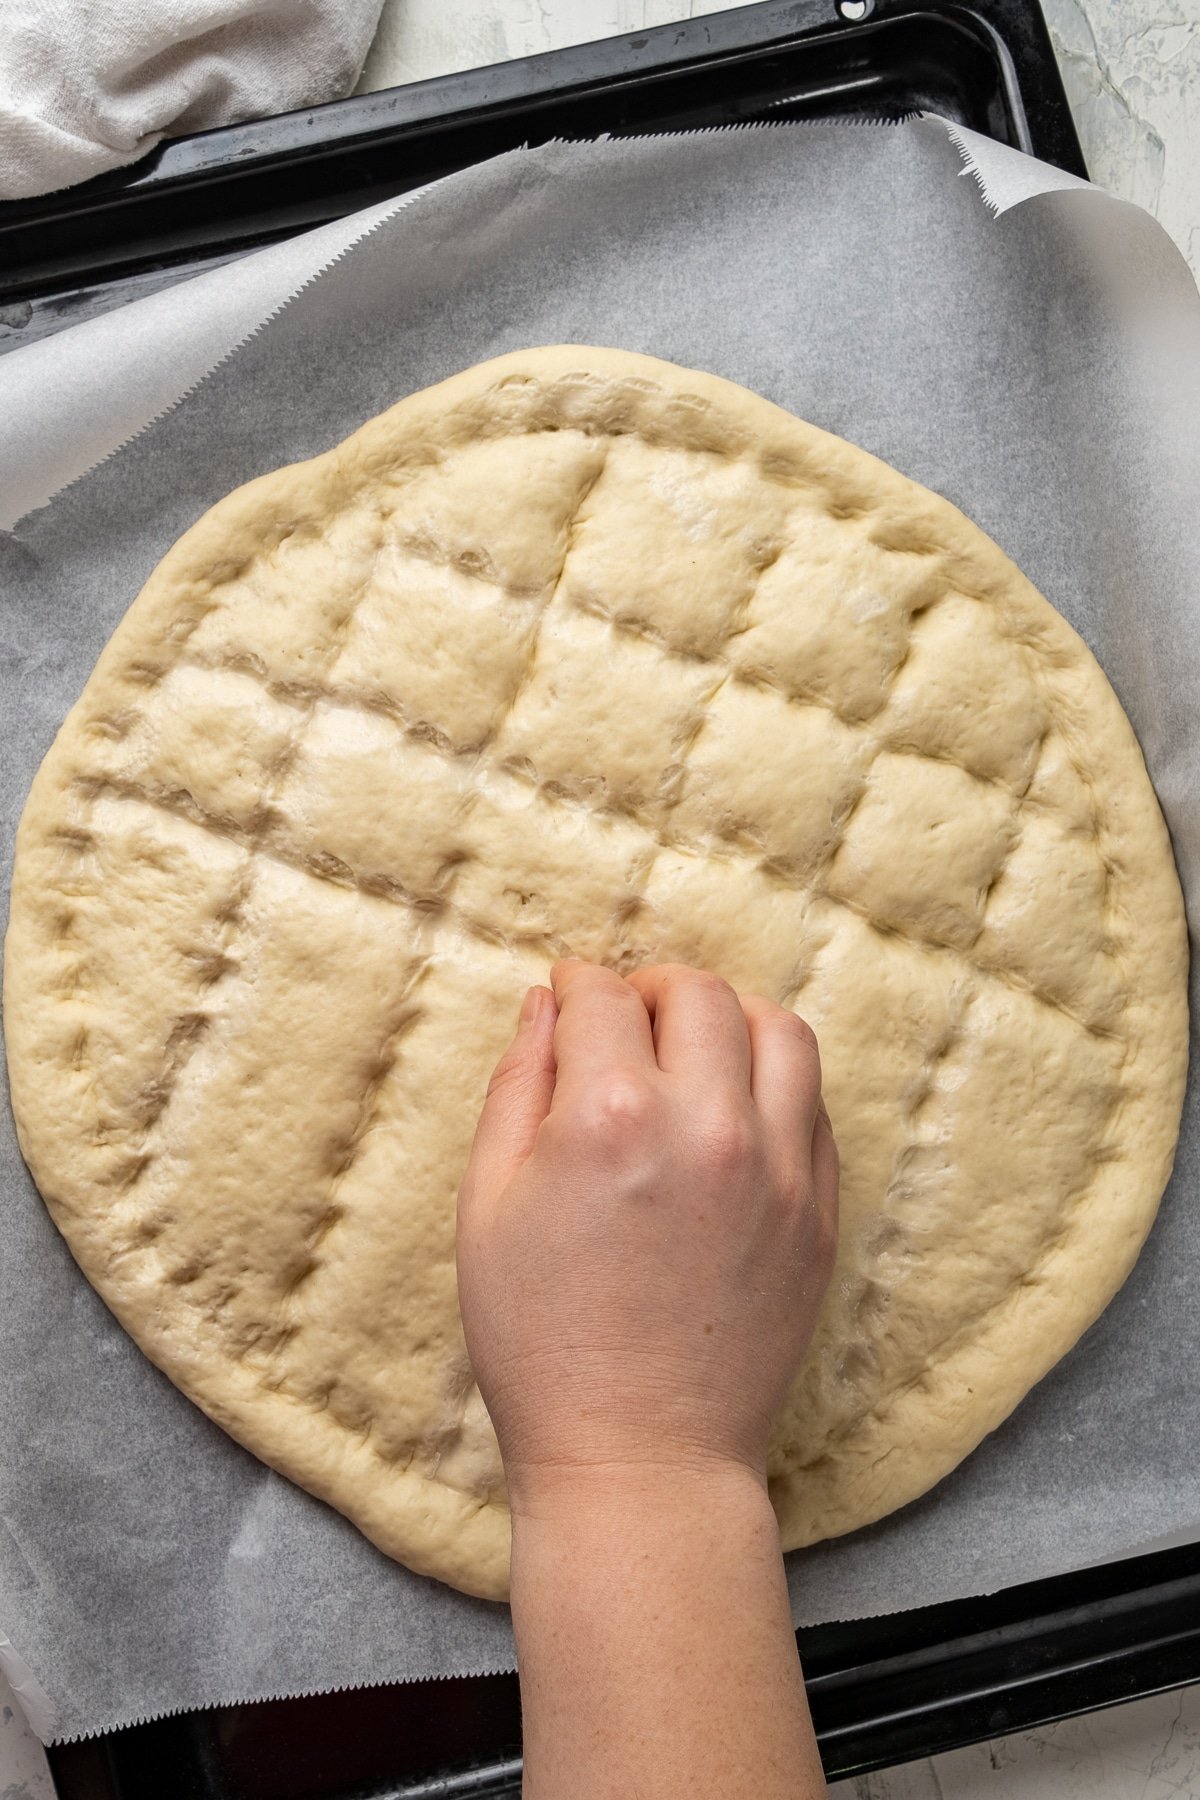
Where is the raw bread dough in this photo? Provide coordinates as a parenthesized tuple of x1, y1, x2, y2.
(4, 347, 1188, 1600)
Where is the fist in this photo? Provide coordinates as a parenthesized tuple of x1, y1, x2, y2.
(456, 961, 838, 1514)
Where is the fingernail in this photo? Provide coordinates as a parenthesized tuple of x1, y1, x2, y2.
(518, 985, 542, 1030)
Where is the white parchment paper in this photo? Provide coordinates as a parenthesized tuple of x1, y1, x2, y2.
(2, 118, 1199, 1743)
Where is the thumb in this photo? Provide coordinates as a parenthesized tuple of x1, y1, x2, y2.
(459, 985, 558, 1213)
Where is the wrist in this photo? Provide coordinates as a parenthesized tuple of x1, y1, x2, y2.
(506, 1457, 793, 1692)
(507, 1455, 772, 1543)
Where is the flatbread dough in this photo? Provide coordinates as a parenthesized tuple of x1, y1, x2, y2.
(4, 346, 1188, 1600)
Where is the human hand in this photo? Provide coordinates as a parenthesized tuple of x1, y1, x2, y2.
(456, 960, 838, 1516)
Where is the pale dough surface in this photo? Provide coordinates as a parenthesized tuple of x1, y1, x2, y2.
(4, 347, 1189, 1600)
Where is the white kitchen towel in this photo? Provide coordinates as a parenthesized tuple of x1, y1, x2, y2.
(0, 0, 386, 200)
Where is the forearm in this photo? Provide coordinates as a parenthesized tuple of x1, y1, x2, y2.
(510, 1466, 827, 1800)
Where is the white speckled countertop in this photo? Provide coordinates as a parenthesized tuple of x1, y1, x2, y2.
(2, 2, 1197, 1794)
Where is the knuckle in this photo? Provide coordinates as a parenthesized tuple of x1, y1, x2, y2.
(579, 1072, 658, 1145)
(701, 1103, 756, 1171)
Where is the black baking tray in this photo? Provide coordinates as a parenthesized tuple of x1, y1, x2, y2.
(1, 0, 1085, 320)
(21, 1, 1194, 1793)
(44, 1541, 1200, 1795)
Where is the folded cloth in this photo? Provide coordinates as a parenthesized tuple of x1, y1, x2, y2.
(0, 0, 386, 200)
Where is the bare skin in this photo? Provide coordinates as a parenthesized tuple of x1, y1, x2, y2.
(457, 959, 839, 1800)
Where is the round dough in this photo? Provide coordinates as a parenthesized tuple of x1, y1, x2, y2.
(4, 347, 1188, 1599)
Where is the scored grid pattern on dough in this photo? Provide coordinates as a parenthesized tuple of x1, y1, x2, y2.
(88, 458, 1116, 1033)
(13, 350, 1183, 1598)
(73, 412, 1123, 1440)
